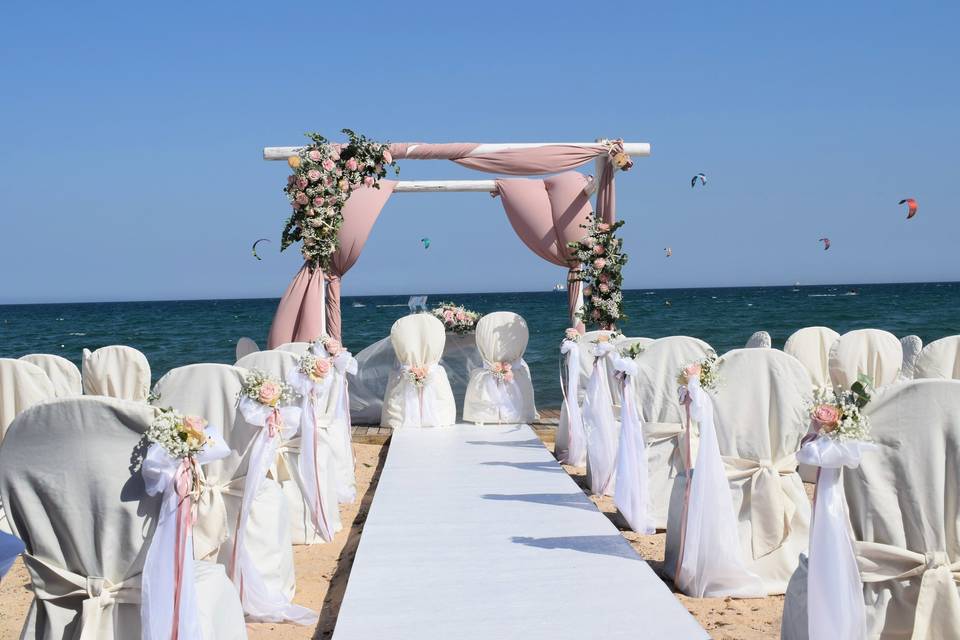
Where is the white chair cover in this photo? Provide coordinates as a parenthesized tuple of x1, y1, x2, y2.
(0, 397, 246, 640)
(583, 341, 618, 496)
(829, 329, 902, 389)
(381, 314, 456, 429)
(235, 337, 259, 361)
(463, 312, 537, 424)
(913, 335, 960, 380)
(82, 345, 151, 401)
(234, 350, 342, 545)
(274, 342, 312, 356)
(631, 336, 714, 529)
(898, 335, 924, 380)
(151, 364, 297, 599)
(783, 327, 839, 388)
(665, 349, 812, 595)
(745, 331, 772, 348)
(782, 380, 960, 639)
(19, 354, 82, 397)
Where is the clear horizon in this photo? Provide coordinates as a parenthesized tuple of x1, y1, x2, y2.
(2, 2, 957, 305)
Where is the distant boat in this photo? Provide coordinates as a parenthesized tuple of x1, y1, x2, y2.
(552, 283, 565, 292)
(792, 282, 800, 292)
(351, 301, 365, 308)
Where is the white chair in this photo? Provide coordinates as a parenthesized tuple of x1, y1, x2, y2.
(463, 312, 537, 424)
(783, 326, 839, 388)
(899, 335, 924, 380)
(913, 335, 960, 380)
(235, 337, 259, 361)
(829, 329, 902, 389)
(19, 354, 82, 397)
(0, 397, 246, 639)
(782, 379, 960, 638)
(381, 314, 456, 429)
(665, 349, 812, 595)
(631, 336, 714, 529)
(235, 350, 342, 544)
(274, 341, 312, 356)
(745, 331, 772, 348)
(82, 345, 151, 401)
(152, 364, 298, 598)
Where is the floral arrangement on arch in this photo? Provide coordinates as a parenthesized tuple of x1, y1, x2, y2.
(431, 302, 481, 334)
(809, 375, 873, 441)
(567, 216, 628, 329)
(282, 129, 399, 270)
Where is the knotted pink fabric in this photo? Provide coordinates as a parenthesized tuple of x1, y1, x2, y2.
(496, 172, 594, 323)
(267, 264, 326, 348)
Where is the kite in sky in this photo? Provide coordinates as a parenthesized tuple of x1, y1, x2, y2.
(691, 173, 707, 188)
(819, 237, 831, 251)
(251, 238, 270, 260)
(421, 237, 431, 250)
(898, 198, 918, 219)
(664, 247, 672, 257)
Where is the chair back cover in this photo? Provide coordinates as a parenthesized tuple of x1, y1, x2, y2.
(783, 326, 839, 388)
(899, 335, 924, 380)
(274, 342, 312, 356)
(82, 345, 151, 401)
(235, 337, 260, 361)
(843, 379, 960, 637)
(19, 354, 82, 398)
(381, 314, 456, 428)
(668, 348, 812, 594)
(235, 349, 300, 380)
(0, 397, 157, 638)
(745, 331, 772, 348)
(463, 312, 537, 423)
(616, 336, 655, 351)
(0, 358, 55, 438)
(631, 336, 713, 529)
(913, 335, 960, 380)
(829, 329, 902, 389)
(576, 330, 617, 388)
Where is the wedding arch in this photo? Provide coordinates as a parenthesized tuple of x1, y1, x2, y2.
(261, 138, 651, 345)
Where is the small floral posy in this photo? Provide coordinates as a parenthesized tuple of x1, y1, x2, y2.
(562, 327, 582, 343)
(488, 361, 515, 384)
(567, 215, 628, 330)
(809, 375, 873, 441)
(240, 369, 296, 407)
(312, 333, 345, 357)
(145, 407, 212, 462)
(619, 342, 646, 359)
(677, 351, 721, 391)
(431, 301, 480, 334)
(404, 366, 430, 388)
(297, 352, 332, 383)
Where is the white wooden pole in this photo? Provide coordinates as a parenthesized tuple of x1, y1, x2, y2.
(263, 141, 651, 161)
(392, 176, 596, 195)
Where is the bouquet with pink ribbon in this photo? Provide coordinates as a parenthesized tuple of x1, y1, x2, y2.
(140, 408, 230, 640)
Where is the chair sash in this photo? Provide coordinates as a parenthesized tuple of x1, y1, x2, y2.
(559, 339, 586, 466)
(723, 453, 800, 559)
(192, 475, 245, 560)
(857, 542, 960, 640)
(23, 554, 141, 640)
(396, 364, 441, 428)
(610, 354, 654, 534)
(583, 342, 618, 496)
(475, 357, 528, 423)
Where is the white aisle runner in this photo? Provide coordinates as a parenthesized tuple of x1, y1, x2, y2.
(332, 424, 707, 639)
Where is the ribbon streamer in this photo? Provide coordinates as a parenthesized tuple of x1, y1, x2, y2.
(559, 339, 587, 466)
(610, 354, 655, 534)
(582, 342, 618, 496)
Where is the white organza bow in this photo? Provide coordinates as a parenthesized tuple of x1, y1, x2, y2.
(559, 339, 586, 466)
(479, 358, 527, 423)
(140, 424, 230, 640)
(398, 364, 440, 428)
(582, 342, 618, 496)
(610, 354, 655, 534)
(797, 437, 876, 640)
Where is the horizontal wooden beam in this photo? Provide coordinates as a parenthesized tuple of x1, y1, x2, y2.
(393, 176, 597, 195)
(263, 141, 651, 161)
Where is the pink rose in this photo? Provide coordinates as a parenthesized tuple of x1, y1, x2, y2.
(309, 150, 322, 162)
(455, 311, 466, 321)
(503, 371, 514, 383)
(583, 237, 596, 248)
(322, 159, 335, 171)
(308, 169, 321, 182)
(345, 158, 358, 171)
(597, 222, 611, 232)
(812, 404, 841, 430)
(684, 363, 702, 379)
(312, 358, 331, 379)
(323, 176, 334, 187)
(492, 362, 504, 373)
(297, 177, 309, 190)
(593, 244, 605, 255)
(593, 258, 606, 270)
(183, 414, 206, 434)
(329, 150, 340, 161)
(502, 362, 512, 371)
(326, 196, 337, 205)
(599, 273, 610, 283)
(383, 150, 393, 163)
(313, 196, 324, 206)
(599, 283, 610, 293)
(443, 309, 454, 321)
(258, 381, 282, 406)
(363, 176, 375, 187)
(324, 339, 343, 356)
(295, 192, 309, 205)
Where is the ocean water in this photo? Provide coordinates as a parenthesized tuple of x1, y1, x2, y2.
(2, 282, 957, 407)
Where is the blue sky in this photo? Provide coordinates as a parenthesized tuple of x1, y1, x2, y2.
(1, 1, 957, 303)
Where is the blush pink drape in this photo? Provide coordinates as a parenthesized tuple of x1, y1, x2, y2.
(496, 172, 594, 326)
(267, 264, 327, 348)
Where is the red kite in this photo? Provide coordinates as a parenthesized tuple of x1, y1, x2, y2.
(898, 198, 918, 219)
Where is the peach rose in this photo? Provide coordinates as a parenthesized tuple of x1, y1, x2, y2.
(599, 283, 610, 293)
(287, 156, 301, 169)
(684, 363, 702, 378)
(492, 362, 504, 373)
(324, 339, 343, 356)
(593, 258, 606, 270)
(812, 404, 841, 430)
(338, 179, 349, 191)
(597, 222, 611, 232)
(312, 358, 331, 379)
(363, 176, 375, 187)
(593, 244, 605, 255)
(258, 381, 282, 406)
(182, 415, 207, 444)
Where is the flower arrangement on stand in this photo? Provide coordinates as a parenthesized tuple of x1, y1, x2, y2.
(281, 129, 399, 270)
(567, 216, 628, 330)
(431, 301, 480, 334)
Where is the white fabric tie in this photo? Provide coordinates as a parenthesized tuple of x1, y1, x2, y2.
(610, 354, 655, 534)
(479, 357, 527, 423)
(723, 453, 800, 559)
(582, 342, 618, 496)
(22, 554, 141, 640)
(559, 339, 586, 466)
(398, 363, 440, 428)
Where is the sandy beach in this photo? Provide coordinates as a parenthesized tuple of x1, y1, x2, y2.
(0, 426, 805, 639)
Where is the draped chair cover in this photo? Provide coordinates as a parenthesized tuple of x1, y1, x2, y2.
(829, 329, 903, 389)
(234, 350, 341, 545)
(913, 335, 960, 380)
(19, 354, 82, 398)
(745, 331, 772, 349)
(782, 379, 960, 639)
(274, 341, 312, 356)
(0, 397, 245, 640)
(898, 335, 923, 380)
(665, 349, 812, 594)
(381, 314, 456, 429)
(235, 337, 260, 362)
(630, 337, 713, 529)
(311, 340, 358, 503)
(82, 345, 151, 401)
(463, 312, 537, 424)
(783, 327, 839, 388)
(152, 364, 297, 598)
